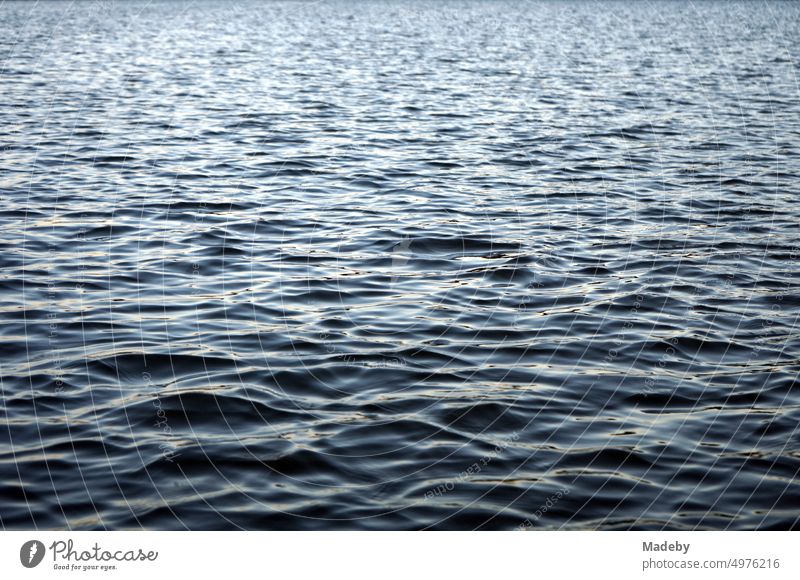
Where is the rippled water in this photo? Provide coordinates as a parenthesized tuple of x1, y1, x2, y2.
(1, 0, 799, 530)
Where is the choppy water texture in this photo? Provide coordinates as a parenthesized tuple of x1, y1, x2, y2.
(1, 0, 800, 530)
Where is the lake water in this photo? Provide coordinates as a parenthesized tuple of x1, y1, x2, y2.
(1, 0, 799, 530)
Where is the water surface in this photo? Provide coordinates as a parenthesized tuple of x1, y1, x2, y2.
(1, 0, 799, 530)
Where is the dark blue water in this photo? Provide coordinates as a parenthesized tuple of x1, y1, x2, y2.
(1, 0, 799, 530)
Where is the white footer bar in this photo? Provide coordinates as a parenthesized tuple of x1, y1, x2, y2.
(1, 531, 795, 579)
